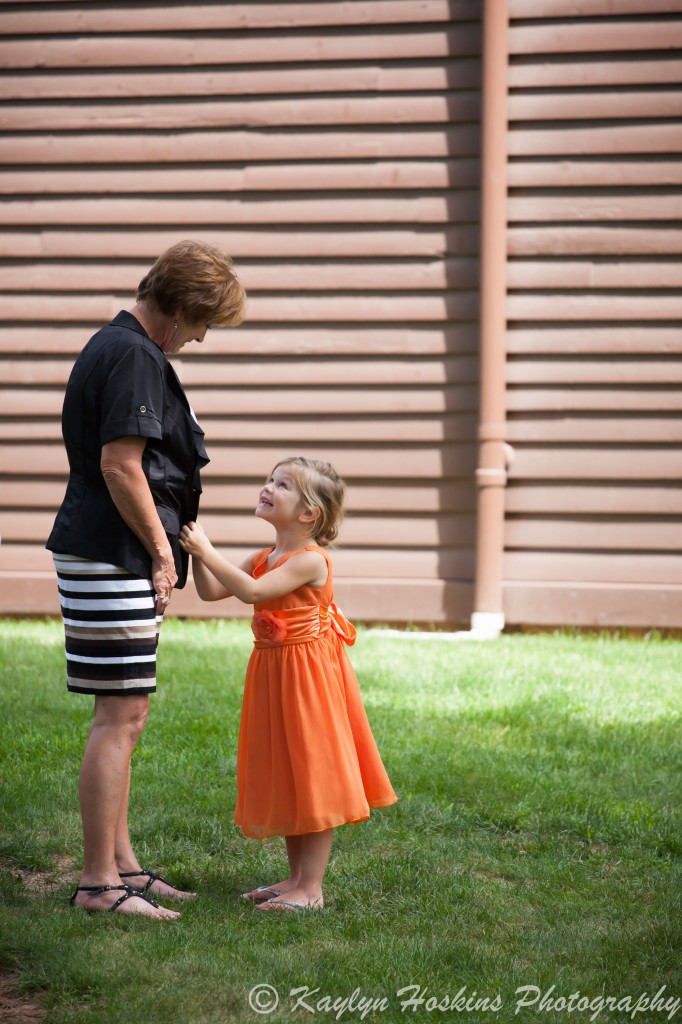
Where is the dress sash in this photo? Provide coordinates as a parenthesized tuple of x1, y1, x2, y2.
(252, 602, 356, 649)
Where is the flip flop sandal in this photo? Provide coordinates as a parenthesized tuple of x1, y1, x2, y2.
(119, 869, 190, 898)
(258, 897, 322, 912)
(69, 883, 160, 914)
(240, 886, 283, 903)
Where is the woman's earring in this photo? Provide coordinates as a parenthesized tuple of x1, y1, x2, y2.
(173, 321, 178, 330)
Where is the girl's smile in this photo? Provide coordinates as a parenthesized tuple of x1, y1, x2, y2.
(255, 469, 302, 521)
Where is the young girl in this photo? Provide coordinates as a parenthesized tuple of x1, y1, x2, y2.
(179, 456, 397, 912)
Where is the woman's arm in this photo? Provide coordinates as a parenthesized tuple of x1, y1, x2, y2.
(100, 436, 177, 611)
(180, 523, 326, 604)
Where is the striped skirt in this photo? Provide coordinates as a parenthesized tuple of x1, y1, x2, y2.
(53, 553, 163, 696)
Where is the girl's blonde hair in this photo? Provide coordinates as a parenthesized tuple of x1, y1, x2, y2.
(271, 456, 345, 547)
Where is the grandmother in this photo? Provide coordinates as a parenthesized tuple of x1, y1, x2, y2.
(47, 240, 246, 918)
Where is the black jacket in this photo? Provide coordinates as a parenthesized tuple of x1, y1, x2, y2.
(46, 311, 209, 586)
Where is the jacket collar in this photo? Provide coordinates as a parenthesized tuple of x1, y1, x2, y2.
(111, 309, 155, 343)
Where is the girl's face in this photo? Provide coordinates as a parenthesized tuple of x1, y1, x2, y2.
(256, 465, 309, 526)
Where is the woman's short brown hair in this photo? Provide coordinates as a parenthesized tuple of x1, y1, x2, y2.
(137, 239, 246, 327)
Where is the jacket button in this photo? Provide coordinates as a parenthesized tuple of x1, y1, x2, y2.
(139, 405, 147, 413)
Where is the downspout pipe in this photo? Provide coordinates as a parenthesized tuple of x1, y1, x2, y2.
(472, 0, 510, 637)
(374, 2, 511, 645)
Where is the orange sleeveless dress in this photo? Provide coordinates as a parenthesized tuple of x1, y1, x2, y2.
(234, 544, 398, 839)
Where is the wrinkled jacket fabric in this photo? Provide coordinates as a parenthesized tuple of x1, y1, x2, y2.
(46, 310, 209, 587)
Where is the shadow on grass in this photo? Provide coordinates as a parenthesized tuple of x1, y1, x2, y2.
(1, 625, 681, 1021)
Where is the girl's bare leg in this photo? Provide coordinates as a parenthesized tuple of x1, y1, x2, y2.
(284, 834, 304, 884)
(257, 829, 332, 911)
(241, 835, 302, 900)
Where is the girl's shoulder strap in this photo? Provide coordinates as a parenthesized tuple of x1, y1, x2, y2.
(303, 545, 332, 587)
(271, 544, 328, 567)
(252, 546, 275, 573)
(254, 545, 321, 573)
(284, 545, 332, 593)
(303, 543, 331, 565)
(270, 545, 330, 590)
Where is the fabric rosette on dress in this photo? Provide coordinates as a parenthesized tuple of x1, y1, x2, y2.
(251, 610, 287, 644)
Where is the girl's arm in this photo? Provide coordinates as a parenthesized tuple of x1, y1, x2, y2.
(184, 522, 254, 601)
(179, 522, 327, 604)
(191, 551, 254, 601)
(191, 555, 230, 601)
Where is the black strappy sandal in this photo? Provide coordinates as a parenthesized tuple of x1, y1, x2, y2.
(69, 883, 160, 913)
(119, 869, 187, 897)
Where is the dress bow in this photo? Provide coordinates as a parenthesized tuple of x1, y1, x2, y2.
(327, 603, 357, 646)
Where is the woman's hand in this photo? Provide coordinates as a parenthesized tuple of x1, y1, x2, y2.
(180, 521, 213, 560)
(152, 553, 178, 615)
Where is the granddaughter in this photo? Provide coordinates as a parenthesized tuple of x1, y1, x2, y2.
(179, 456, 397, 911)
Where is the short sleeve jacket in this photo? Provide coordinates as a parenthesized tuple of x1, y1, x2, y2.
(46, 310, 209, 587)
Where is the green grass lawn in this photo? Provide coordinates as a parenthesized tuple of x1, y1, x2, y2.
(0, 619, 680, 1024)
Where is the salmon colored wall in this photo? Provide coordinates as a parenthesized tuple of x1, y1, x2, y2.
(2, 0, 680, 628)
(0, 0, 481, 625)
(503, 0, 682, 627)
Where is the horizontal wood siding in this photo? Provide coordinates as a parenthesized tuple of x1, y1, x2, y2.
(504, 2, 682, 628)
(0, 1, 481, 624)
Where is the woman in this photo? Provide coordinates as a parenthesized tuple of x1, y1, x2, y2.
(47, 240, 246, 918)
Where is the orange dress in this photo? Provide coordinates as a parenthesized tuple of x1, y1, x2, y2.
(234, 544, 397, 839)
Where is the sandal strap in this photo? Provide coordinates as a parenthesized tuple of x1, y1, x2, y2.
(241, 886, 282, 902)
(69, 883, 160, 911)
(262, 898, 306, 912)
(109, 889, 135, 913)
(76, 884, 129, 892)
(119, 869, 172, 895)
(70, 883, 128, 906)
(109, 887, 160, 912)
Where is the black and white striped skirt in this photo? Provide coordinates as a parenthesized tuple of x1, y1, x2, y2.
(53, 553, 163, 696)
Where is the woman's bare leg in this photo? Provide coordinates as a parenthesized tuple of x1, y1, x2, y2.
(113, 762, 196, 901)
(73, 694, 179, 918)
